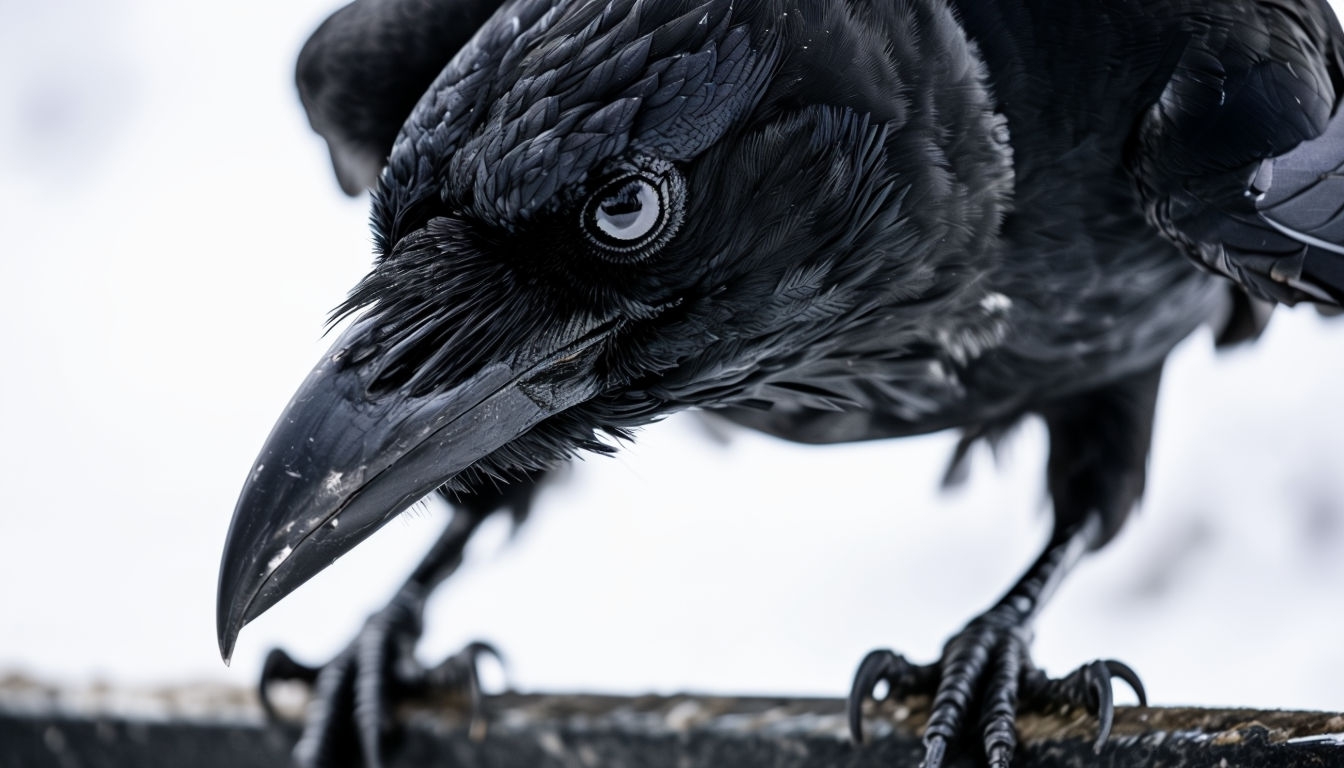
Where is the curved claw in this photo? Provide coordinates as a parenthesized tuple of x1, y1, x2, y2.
(1089, 659, 1147, 753)
(1103, 659, 1147, 707)
(259, 647, 320, 722)
(424, 640, 505, 691)
(423, 640, 507, 740)
(462, 640, 506, 675)
(847, 649, 902, 744)
(1085, 660, 1116, 752)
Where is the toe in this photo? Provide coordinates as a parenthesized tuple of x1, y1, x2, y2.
(978, 630, 1027, 768)
(924, 624, 994, 749)
(354, 624, 397, 768)
(293, 648, 359, 768)
(921, 733, 948, 768)
(1023, 656, 1147, 754)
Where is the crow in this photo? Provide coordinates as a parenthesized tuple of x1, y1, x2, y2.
(216, 0, 1344, 766)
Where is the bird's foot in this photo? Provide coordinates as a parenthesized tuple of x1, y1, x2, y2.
(258, 597, 498, 768)
(848, 619, 1145, 768)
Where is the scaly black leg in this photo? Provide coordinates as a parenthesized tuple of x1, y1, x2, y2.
(851, 365, 1164, 767)
(849, 515, 1146, 768)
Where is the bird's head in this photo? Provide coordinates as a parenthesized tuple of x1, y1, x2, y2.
(218, 0, 1012, 660)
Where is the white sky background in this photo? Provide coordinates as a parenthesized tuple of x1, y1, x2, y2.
(3, 0, 1344, 714)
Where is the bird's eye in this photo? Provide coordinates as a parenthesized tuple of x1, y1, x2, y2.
(580, 159, 684, 260)
(594, 179, 660, 241)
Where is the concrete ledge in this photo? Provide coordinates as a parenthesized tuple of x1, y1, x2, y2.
(3, 674, 1343, 767)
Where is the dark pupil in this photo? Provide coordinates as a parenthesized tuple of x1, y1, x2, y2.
(600, 182, 644, 229)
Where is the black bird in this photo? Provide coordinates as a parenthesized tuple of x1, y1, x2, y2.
(218, 0, 1344, 766)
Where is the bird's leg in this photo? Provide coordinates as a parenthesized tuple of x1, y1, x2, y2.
(258, 506, 493, 768)
(852, 367, 1163, 768)
(849, 514, 1145, 768)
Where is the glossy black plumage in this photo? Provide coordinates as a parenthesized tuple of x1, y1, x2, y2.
(220, 1, 1344, 766)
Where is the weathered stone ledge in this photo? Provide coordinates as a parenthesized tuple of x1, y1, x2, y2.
(2, 673, 1342, 767)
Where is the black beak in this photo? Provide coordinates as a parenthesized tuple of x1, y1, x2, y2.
(216, 313, 615, 663)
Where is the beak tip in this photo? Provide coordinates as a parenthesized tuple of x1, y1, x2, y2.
(216, 573, 245, 666)
(217, 618, 238, 666)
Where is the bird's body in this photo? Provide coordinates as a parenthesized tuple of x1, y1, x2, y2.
(219, 1, 1344, 765)
(734, 0, 1305, 436)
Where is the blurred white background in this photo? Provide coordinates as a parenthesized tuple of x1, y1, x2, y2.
(2, 0, 1344, 715)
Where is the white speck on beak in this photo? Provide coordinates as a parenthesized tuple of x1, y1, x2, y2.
(321, 471, 344, 496)
(266, 546, 294, 576)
